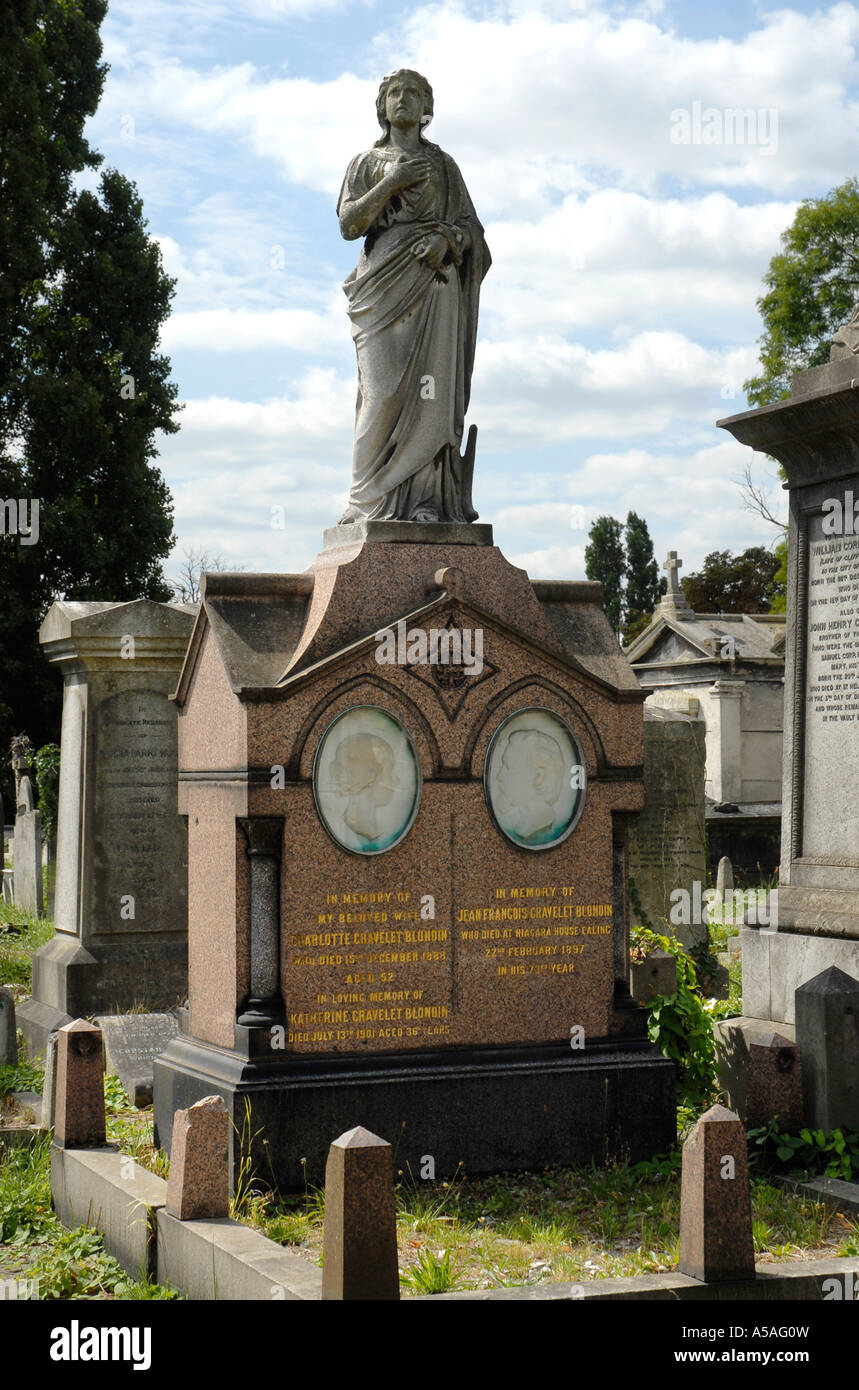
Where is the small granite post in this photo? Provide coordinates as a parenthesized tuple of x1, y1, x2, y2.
(630, 949, 677, 1005)
(745, 1032, 804, 1130)
(795, 967, 859, 1131)
(166, 1095, 230, 1220)
(678, 1104, 755, 1282)
(54, 1019, 105, 1148)
(0, 987, 17, 1066)
(322, 1126, 399, 1301)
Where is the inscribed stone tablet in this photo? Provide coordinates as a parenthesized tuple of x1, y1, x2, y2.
(484, 708, 585, 850)
(312, 706, 421, 855)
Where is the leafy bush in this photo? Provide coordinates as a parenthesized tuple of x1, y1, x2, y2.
(748, 1120, 859, 1181)
(629, 923, 719, 1110)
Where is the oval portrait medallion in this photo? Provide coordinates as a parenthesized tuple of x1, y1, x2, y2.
(484, 708, 586, 850)
(313, 706, 422, 855)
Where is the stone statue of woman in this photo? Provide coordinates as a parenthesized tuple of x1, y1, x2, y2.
(337, 69, 491, 524)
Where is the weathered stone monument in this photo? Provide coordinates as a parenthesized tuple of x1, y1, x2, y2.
(628, 703, 707, 945)
(18, 599, 195, 1056)
(10, 734, 43, 917)
(719, 329, 859, 1042)
(154, 70, 675, 1187)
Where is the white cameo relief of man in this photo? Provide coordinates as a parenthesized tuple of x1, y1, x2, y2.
(496, 728, 565, 842)
(330, 731, 399, 842)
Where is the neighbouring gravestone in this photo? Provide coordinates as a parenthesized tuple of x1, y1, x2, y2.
(322, 1126, 399, 1301)
(678, 1104, 755, 1283)
(41, 1030, 59, 1128)
(10, 735, 43, 918)
(745, 1032, 804, 1131)
(95, 1012, 179, 1107)
(628, 705, 707, 947)
(719, 357, 859, 1041)
(154, 72, 676, 1187)
(795, 966, 859, 1131)
(630, 948, 677, 1004)
(0, 987, 17, 1066)
(165, 1095, 230, 1220)
(715, 856, 733, 902)
(17, 599, 196, 1059)
(54, 1019, 105, 1148)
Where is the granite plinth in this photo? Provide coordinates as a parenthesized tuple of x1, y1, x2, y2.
(324, 520, 494, 549)
(154, 1035, 676, 1190)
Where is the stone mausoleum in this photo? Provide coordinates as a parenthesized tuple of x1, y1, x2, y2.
(626, 551, 784, 879)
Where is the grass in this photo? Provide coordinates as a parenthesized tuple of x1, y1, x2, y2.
(0, 1133, 180, 1298)
(217, 1146, 859, 1297)
(0, 905, 53, 994)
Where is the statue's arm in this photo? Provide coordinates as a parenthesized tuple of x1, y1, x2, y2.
(337, 151, 432, 241)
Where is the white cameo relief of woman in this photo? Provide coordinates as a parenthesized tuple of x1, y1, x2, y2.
(330, 732, 399, 842)
(496, 729, 565, 842)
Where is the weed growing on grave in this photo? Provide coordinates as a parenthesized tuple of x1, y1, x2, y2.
(630, 926, 720, 1110)
(748, 1120, 859, 1181)
(837, 1224, 859, 1256)
(399, 1245, 463, 1295)
(103, 1073, 128, 1111)
(0, 1058, 44, 1099)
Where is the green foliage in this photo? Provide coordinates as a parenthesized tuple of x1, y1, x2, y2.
(769, 538, 788, 614)
(399, 1245, 462, 1295)
(624, 511, 666, 642)
(748, 1120, 859, 1181)
(629, 924, 719, 1110)
(33, 743, 60, 840)
(0, 1132, 54, 1241)
(103, 1073, 128, 1112)
(0, 1, 179, 802)
(0, 1059, 44, 1099)
(744, 177, 859, 406)
(682, 546, 782, 614)
(585, 515, 626, 634)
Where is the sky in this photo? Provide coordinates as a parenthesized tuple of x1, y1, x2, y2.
(81, 0, 859, 587)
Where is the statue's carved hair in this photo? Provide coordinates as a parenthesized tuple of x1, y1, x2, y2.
(374, 69, 434, 146)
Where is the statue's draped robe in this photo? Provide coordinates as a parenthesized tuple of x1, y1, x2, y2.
(338, 142, 490, 522)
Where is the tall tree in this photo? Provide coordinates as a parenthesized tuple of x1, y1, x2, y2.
(744, 177, 859, 406)
(0, 2, 179, 802)
(682, 547, 783, 614)
(584, 515, 626, 635)
(624, 511, 665, 642)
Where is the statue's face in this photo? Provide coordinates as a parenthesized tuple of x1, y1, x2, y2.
(385, 74, 426, 129)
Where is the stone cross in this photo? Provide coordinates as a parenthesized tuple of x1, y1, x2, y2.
(664, 550, 682, 596)
(660, 550, 695, 618)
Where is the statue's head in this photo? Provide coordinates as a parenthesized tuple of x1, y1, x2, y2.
(375, 69, 433, 144)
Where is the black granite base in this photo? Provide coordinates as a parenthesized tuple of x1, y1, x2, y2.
(153, 1034, 676, 1191)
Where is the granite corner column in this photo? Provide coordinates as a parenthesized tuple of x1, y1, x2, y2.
(235, 817, 285, 1058)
